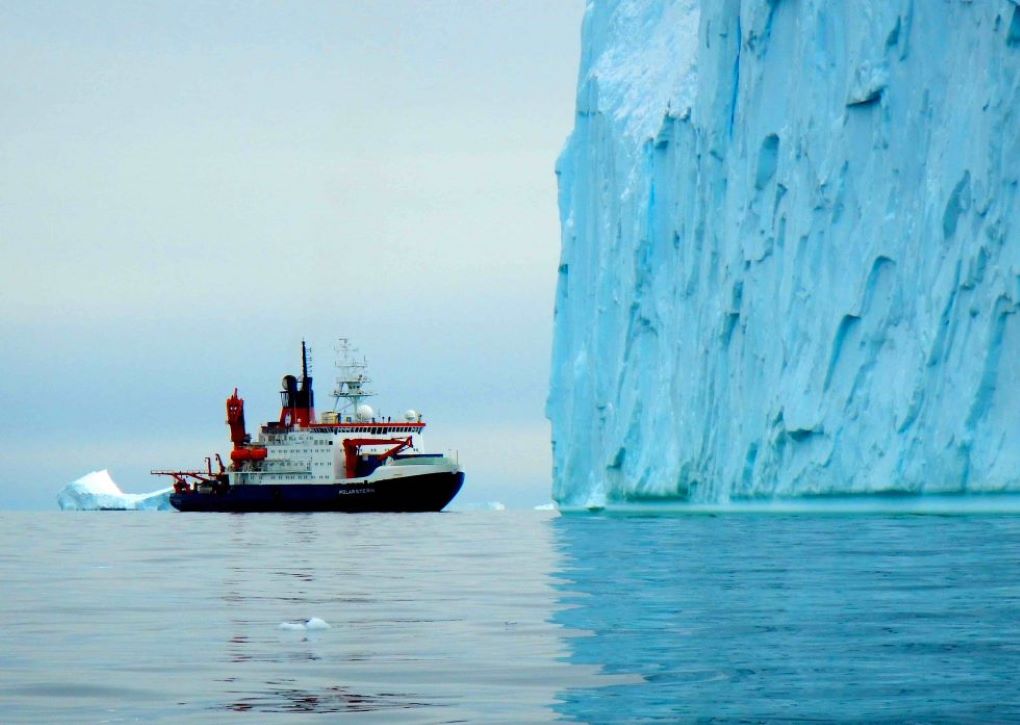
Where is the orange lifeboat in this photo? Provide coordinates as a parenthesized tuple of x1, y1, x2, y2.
(231, 446, 267, 463)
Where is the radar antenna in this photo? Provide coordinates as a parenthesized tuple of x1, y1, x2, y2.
(331, 338, 375, 415)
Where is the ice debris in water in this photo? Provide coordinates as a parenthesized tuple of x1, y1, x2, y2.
(449, 501, 506, 512)
(279, 617, 330, 631)
(549, 0, 1020, 506)
(57, 470, 173, 511)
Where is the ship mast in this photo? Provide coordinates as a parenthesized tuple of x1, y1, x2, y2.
(331, 338, 375, 418)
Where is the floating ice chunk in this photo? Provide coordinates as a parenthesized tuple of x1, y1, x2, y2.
(533, 502, 558, 511)
(57, 470, 173, 511)
(279, 617, 331, 631)
(451, 501, 506, 512)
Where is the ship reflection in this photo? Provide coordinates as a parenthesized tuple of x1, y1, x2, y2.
(211, 511, 626, 719)
(226, 684, 437, 714)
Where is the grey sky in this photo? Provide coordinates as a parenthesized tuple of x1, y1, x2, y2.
(0, 1, 584, 509)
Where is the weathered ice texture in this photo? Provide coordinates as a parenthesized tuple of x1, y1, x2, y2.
(57, 470, 172, 511)
(549, 0, 1020, 507)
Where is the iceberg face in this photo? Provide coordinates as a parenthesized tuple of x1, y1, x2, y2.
(549, 0, 1020, 506)
(57, 470, 173, 511)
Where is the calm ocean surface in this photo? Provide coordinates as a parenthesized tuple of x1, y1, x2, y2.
(2, 510, 1019, 722)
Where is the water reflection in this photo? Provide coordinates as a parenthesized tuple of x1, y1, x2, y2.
(207, 512, 615, 720)
(227, 683, 436, 714)
(5, 510, 1019, 720)
(549, 512, 1020, 721)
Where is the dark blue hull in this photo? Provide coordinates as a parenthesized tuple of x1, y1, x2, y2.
(169, 471, 464, 513)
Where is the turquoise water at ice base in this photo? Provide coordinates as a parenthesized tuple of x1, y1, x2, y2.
(1, 508, 1019, 721)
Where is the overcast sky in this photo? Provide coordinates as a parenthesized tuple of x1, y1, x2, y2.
(0, 1, 585, 510)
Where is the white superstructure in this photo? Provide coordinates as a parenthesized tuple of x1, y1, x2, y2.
(225, 339, 458, 487)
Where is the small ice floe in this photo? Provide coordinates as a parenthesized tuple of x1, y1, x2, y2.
(451, 501, 506, 512)
(533, 502, 557, 511)
(278, 617, 330, 631)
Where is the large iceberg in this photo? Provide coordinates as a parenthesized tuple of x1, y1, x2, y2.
(57, 470, 173, 511)
(549, 0, 1020, 507)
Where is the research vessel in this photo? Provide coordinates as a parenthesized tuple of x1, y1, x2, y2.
(158, 340, 464, 512)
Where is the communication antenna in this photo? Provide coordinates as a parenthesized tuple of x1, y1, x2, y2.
(331, 338, 375, 415)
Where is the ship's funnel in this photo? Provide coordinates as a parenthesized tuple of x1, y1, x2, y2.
(279, 342, 316, 427)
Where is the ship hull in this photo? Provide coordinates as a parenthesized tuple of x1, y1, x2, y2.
(169, 471, 464, 513)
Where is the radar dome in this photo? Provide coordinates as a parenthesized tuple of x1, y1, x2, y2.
(404, 409, 419, 422)
(356, 404, 375, 421)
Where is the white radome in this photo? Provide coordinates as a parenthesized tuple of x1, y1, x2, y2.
(404, 409, 419, 422)
(355, 404, 375, 421)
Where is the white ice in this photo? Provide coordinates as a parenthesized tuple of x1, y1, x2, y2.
(56, 470, 173, 511)
(279, 617, 331, 631)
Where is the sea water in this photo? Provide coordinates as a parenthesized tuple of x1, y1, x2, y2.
(1, 510, 1019, 721)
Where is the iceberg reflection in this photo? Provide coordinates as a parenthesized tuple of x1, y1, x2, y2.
(549, 512, 1020, 721)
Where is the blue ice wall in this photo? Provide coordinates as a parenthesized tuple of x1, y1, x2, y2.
(549, 0, 1020, 506)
